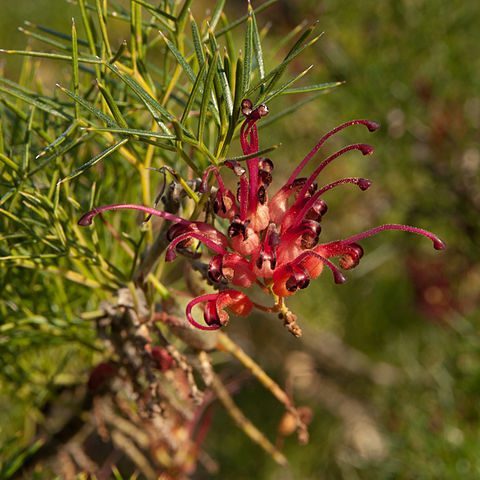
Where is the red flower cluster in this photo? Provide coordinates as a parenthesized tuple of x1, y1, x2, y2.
(79, 100, 445, 331)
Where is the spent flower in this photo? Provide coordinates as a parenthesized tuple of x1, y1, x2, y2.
(79, 100, 445, 335)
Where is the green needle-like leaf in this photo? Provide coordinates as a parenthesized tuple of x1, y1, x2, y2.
(215, 0, 277, 37)
(181, 59, 208, 125)
(281, 81, 345, 94)
(71, 18, 80, 119)
(132, 0, 176, 21)
(207, 0, 226, 34)
(246, 33, 323, 98)
(159, 31, 196, 83)
(261, 65, 313, 105)
(176, 0, 193, 34)
(0, 86, 71, 121)
(96, 80, 129, 128)
(95, 0, 113, 58)
(198, 51, 219, 146)
(250, 3, 265, 89)
(101, 61, 174, 135)
(36, 122, 79, 160)
(56, 83, 118, 127)
(57, 137, 129, 184)
(82, 126, 175, 141)
(242, 11, 253, 97)
(190, 12, 206, 66)
(222, 143, 280, 163)
(0, 49, 101, 64)
(23, 20, 91, 47)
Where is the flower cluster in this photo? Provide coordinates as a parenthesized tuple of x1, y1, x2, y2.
(79, 100, 445, 333)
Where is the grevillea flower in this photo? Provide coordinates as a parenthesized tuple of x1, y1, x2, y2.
(79, 99, 445, 334)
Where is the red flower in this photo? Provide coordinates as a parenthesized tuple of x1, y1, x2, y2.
(79, 100, 445, 332)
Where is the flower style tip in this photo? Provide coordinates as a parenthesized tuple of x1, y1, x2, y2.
(78, 210, 97, 226)
(364, 120, 381, 132)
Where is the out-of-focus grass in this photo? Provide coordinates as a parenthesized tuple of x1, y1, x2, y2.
(1, 1, 479, 478)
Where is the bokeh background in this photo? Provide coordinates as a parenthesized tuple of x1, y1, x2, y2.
(1, 0, 479, 478)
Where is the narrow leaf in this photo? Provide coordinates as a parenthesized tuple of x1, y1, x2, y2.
(198, 51, 219, 145)
(95, 0, 113, 58)
(257, 92, 327, 130)
(181, 59, 208, 124)
(242, 12, 253, 96)
(282, 81, 345, 94)
(190, 12, 205, 66)
(96, 80, 129, 128)
(159, 31, 196, 83)
(71, 18, 80, 119)
(56, 83, 118, 126)
(0, 86, 71, 121)
(262, 65, 313, 105)
(82, 126, 175, 140)
(208, 30, 233, 117)
(0, 49, 101, 64)
(18, 27, 71, 52)
(35, 122, 78, 160)
(207, 0, 226, 34)
(223, 143, 280, 163)
(132, 0, 176, 21)
(57, 137, 129, 184)
(176, 0, 193, 34)
(101, 61, 173, 135)
(250, 3, 265, 86)
(245, 33, 323, 98)
(215, 0, 277, 37)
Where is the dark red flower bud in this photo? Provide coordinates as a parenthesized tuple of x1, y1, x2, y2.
(87, 362, 117, 392)
(151, 346, 174, 371)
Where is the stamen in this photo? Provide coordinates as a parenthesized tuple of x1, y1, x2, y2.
(286, 120, 380, 185)
(338, 224, 446, 250)
(78, 204, 190, 227)
(166, 232, 228, 261)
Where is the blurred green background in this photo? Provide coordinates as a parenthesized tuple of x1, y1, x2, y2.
(1, 0, 479, 478)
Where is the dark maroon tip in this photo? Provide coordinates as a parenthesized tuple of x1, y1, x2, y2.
(334, 271, 348, 284)
(359, 144, 375, 155)
(78, 210, 97, 226)
(358, 178, 373, 191)
(365, 120, 381, 132)
(165, 249, 177, 262)
(224, 160, 246, 176)
(241, 98, 253, 117)
(433, 238, 447, 250)
(257, 104, 269, 117)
